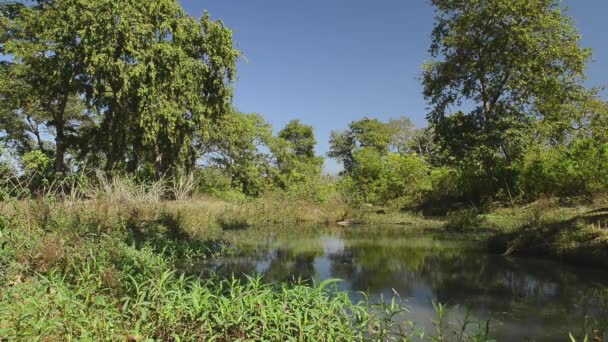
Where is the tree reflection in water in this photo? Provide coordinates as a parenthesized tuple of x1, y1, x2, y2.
(209, 226, 608, 341)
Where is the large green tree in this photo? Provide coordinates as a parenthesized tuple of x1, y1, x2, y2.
(0, 0, 238, 177)
(1, 1, 86, 173)
(423, 0, 591, 197)
(83, 2, 238, 177)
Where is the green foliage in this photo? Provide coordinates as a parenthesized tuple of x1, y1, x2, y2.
(329, 117, 396, 174)
(20, 150, 54, 191)
(21, 150, 51, 175)
(198, 116, 326, 201)
(345, 149, 431, 207)
(203, 111, 275, 197)
(424, 0, 591, 201)
(273, 120, 324, 195)
(1, 0, 238, 177)
(428, 167, 462, 201)
(329, 117, 439, 208)
(517, 139, 608, 198)
(195, 167, 234, 196)
(445, 208, 485, 231)
(0, 201, 361, 340)
(0, 197, 494, 341)
(277, 119, 317, 158)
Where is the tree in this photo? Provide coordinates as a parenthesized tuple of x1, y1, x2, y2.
(0, 61, 35, 155)
(0, 0, 238, 178)
(409, 127, 436, 161)
(79, 1, 238, 177)
(272, 120, 323, 192)
(1, 1, 86, 173)
(347, 148, 430, 206)
(328, 118, 395, 174)
(423, 0, 591, 197)
(277, 120, 317, 159)
(203, 110, 275, 197)
(387, 116, 436, 160)
(388, 117, 415, 154)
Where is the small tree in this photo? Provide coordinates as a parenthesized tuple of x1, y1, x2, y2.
(328, 118, 395, 174)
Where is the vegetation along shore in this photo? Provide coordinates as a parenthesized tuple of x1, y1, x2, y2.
(1, 0, 608, 340)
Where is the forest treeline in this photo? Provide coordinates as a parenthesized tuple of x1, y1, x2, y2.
(1, 0, 608, 210)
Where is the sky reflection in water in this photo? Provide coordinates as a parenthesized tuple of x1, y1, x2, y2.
(209, 226, 608, 341)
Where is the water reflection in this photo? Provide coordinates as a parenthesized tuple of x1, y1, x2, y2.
(209, 227, 608, 341)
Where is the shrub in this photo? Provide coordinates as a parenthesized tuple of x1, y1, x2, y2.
(445, 208, 485, 231)
(348, 149, 431, 207)
(517, 139, 608, 199)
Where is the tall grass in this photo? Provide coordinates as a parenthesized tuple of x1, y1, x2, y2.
(0, 177, 495, 341)
(481, 200, 608, 267)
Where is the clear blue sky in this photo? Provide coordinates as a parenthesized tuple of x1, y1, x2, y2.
(180, 0, 608, 173)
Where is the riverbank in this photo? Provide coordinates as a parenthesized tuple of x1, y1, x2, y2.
(1, 197, 497, 340)
(1, 193, 606, 340)
(0, 198, 363, 340)
(3, 191, 605, 269)
(483, 202, 608, 268)
(359, 200, 608, 269)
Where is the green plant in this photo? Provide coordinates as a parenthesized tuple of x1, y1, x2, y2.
(445, 209, 485, 231)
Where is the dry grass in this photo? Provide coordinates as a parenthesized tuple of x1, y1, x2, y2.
(483, 199, 608, 267)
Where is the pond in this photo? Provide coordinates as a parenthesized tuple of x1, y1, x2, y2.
(209, 225, 608, 341)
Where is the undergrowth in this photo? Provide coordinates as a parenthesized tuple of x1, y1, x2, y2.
(0, 196, 493, 341)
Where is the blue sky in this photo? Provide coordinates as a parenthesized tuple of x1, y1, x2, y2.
(180, 0, 608, 173)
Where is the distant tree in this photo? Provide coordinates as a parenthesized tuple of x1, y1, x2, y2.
(387, 116, 436, 160)
(272, 120, 323, 191)
(204, 110, 275, 196)
(410, 127, 436, 161)
(278, 120, 317, 159)
(328, 118, 395, 174)
(388, 117, 415, 154)
(347, 148, 430, 206)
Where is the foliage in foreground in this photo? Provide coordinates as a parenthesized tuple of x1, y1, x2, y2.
(0, 197, 494, 341)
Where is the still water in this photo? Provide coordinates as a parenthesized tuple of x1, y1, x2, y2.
(210, 226, 608, 341)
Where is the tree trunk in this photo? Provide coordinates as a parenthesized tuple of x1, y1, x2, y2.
(104, 90, 122, 176)
(127, 132, 141, 174)
(154, 143, 163, 180)
(54, 90, 70, 175)
(54, 115, 65, 174)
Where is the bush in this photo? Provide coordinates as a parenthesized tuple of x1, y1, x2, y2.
(517, 139, 608, 198)
(445, 208, 485, 231)
(347, 149, 431, 207)
(194, 167, 234, 196)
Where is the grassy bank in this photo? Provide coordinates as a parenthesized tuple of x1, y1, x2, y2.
(0, 197, 383, 340)
(330, 197, 608, 269)
(0, 196, 494, 341)
(420, 199, 608, 268)
(482, 201, 608, 268)
(0, 174, 605, 340)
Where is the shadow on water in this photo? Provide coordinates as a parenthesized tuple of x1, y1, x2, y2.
(207, 225, 608, 341)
